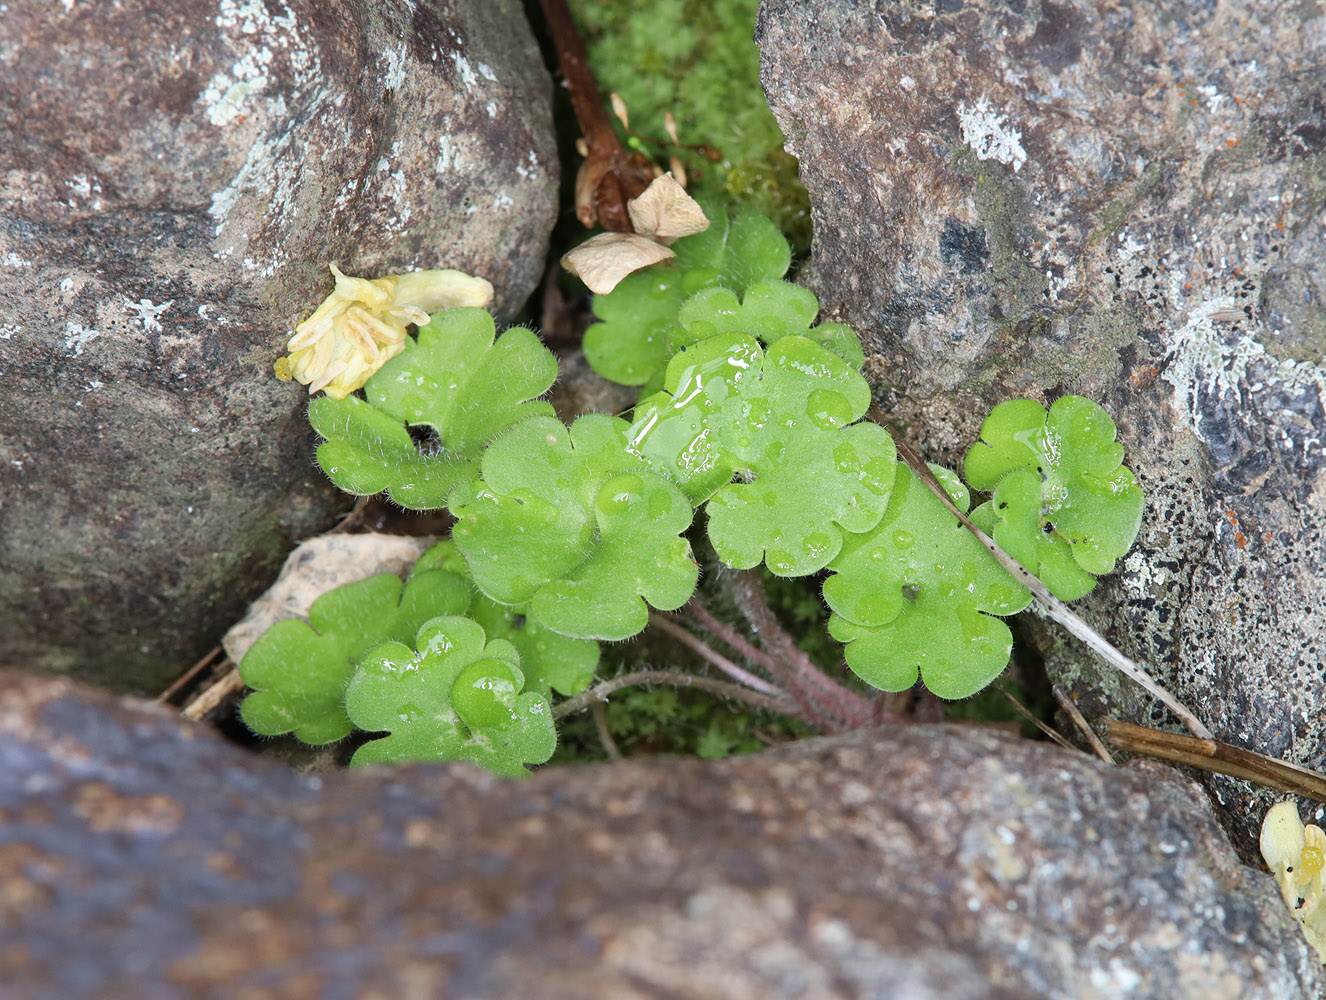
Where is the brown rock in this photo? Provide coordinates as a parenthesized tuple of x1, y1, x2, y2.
(0, 671, 1315, 998)
(0, 0, 557, 692)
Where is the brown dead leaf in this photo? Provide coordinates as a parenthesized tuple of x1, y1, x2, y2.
(220, 534, 438, 665)
(560, 232, 676, 295)
(627, 172, 709, 241)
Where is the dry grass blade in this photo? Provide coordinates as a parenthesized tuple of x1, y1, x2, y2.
(995, 685, 1078, 753)
(1102, 718, 1326, 802)
(1053, 685, 1115, 764)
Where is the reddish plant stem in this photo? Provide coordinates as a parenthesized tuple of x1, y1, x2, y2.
(538, 0, 656, 230)
(685, 594, 838, 733)
(649, 612, 784, 696)
(552, 670, 800, 721)
(538, 0, 616, 161)
(727, 572, 886, 732)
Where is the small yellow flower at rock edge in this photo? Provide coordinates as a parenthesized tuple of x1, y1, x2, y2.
(276, 264, 494, 400)
(1260, 800, 1326, 962)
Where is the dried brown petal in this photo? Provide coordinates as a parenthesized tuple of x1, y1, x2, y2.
(561, 232, 675, 295)
(627, 172, 709, 241)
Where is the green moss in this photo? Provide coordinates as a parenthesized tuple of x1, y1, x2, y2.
(574, 0, 810, 251)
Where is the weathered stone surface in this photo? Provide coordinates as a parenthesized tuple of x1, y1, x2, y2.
(757, 0, 1326, 856)
(0, 0, 557, 692)
(0, 671, 1315, 999)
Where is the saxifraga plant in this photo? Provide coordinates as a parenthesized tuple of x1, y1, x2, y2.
(240, 204, 1144, 774)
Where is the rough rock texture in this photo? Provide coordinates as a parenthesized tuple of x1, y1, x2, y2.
(757, 0, 1326, 857)
(0, 672, 1314, 1000)
(0, 0, 557, 692)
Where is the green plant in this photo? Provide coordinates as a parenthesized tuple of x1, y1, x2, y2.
(240, 213, 1145, 774)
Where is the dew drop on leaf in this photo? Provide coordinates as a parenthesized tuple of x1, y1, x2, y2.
(806, 388, 853, 430)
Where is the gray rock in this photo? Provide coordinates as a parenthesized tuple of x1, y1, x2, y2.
(0, 0, 558, 692)
(0, 670, 1314, 999)
(756, 0, 1326, 857)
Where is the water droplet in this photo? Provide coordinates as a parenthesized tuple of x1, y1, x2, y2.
(803, 531, 832, 559)
(763, 491, 778, 508)
(806, 388, 853, 430)
(767, 549, 796, 574)
(397, 703, 422, 724)
(892, 530, 914, 549)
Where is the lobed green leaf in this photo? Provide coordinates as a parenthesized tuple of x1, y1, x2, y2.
(629, 333, 894, 576)
(311, 308, 557, 510)
(823, 463, 1031, 700)
(412, 540, 600, 697)
(450, 414, 699, 641)
(674, 282, 864, 367)
(963, 395, 1143, 599)
(582, 203, 796, 391)
(345, 616, 555, 775)
(238, 567, 471, 744)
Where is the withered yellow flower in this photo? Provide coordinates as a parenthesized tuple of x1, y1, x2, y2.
(1261, 800, 1326, 962)
(277, 264, 495, 400)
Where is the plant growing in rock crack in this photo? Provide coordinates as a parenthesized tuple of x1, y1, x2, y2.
(240, 196, 1147, 774)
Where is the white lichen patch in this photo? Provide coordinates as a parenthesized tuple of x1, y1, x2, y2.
(3, 251, 30, 268)
(1161, 293, 1326, 457)
(0, 324, 17, 340)
(381, 43, 408, 92)
(204, 0, 324, 240)
(1122, 550, 1166, 597)
(957, 97, 1027, 172)
(62, 321, 100, 357)
(122, 297, 175, 334)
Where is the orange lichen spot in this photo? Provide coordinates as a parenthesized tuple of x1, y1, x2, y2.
(1226, 138, 1240, 147)
(1235, 532, 1247, 549)
(1277, 221, 1286, 231)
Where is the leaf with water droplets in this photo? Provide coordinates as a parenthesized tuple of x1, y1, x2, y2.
(582, 203, 795, 391)
(705, 336, 896, 576)
(963, 395, 1143, 598)
(238, 566, 472, 744)
(674, 282, 864, 366)
(412, 541, 600, 697)
(823, 463, 1031, 700)
(450, 414, 699, 640)
(311, 307, 557, 509)
(345, 616, 555, 775)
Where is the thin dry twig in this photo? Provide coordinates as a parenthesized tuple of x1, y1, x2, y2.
(590, 701, 622, 760)
(1053, 685, 1115, 764)
(1102, 718, 1326, 802)
(887, 430, 1214, 741)
(996, 685, 1079, 754)
(156, 645, 223, 704)
(552, 670, 800, 721)
(181, 663, 243, 721)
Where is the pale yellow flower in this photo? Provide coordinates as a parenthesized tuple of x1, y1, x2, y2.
(276, 264, 495, 400)
(1261, 800, 1326, 961)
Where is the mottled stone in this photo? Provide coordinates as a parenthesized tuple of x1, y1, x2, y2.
(0, 0, 557, 692)
(0, 671, 1315, 999)
(756, 0, 1326, 856)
